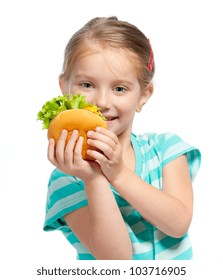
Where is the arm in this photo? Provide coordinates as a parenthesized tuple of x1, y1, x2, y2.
(64, 177, 132, 260)
(111, 155, 193, 238)
(87, 128, 193, 238)
(48, 130, 132, 259)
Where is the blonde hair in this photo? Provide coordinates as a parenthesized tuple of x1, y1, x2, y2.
(60, 16, 155, 89)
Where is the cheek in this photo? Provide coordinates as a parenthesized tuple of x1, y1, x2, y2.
(118, 105, 137, 118)
(119, 98, 139, 113)
(69, 84, 81, 94)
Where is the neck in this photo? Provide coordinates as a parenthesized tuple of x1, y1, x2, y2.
(117, 130, 132, 153)
(118, 130, 136, 172)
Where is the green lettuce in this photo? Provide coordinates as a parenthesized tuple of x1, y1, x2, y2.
(37, 94, 105, 129)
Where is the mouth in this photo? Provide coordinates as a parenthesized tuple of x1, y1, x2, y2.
(105, 116, 118, 122)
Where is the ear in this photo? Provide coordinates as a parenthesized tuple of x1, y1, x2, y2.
(59, 78, 68, 94)
(136, 82, 154, 112)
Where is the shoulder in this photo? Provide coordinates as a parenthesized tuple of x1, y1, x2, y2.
(133, 132, 201, 181)
(44, 169, 87, 231)
(134, 131, 197, 153)
(46, 168, 86, 214)
(133, 131, 181, 156)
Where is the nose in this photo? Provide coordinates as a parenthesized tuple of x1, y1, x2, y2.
(94, 89, 111, 110)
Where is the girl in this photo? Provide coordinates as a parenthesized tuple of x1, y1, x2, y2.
(44, 16, 201, 260)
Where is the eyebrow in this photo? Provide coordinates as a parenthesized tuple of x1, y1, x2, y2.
(71, 74, 87, 80)
(112, 80, 135, 87)
(74, 74, 97, 79)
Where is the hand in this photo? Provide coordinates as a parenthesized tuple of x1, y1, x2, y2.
(47, 129, 104, 183)
(86, 127, 125, 182)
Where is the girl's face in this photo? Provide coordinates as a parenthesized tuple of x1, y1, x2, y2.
(61, 46, 152, 139)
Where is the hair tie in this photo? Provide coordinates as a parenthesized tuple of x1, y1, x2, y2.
(148, 39, 154, 72)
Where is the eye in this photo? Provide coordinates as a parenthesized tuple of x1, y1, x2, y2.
(114, 86, 126, 93)
(81, 82, 93, 88)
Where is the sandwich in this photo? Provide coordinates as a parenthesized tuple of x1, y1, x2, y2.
(37, 94, 107, 160)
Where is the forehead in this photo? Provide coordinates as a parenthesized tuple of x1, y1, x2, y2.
(75, 42, 139, 75)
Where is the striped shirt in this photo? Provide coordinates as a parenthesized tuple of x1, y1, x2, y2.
(43, 132, 201, 260)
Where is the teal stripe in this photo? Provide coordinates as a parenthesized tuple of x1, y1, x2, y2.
(132, 250, 154, 260)
(78, 254, 96, 260)
(129, 233, 152, 245)
(48, 169, 80, 184)
(48, 183, 86, 208)
(165, 133, 182, 146)
(186, 149, 201, 180)
(44, 201, 88, 231)
(132, 231, 153, 243)
(124, 214, 143, 226)
(172, 247, 192, 260)
(46, 191, 88, 220)
(114, 195, 129, 206)
(77, 244, 155, 260)
(155, 235, 187, 255)
(129, 232, 140, 243)
(163, 151, 188, 167)
(147, 166, 162, 181)
(63, 232, 79, 244)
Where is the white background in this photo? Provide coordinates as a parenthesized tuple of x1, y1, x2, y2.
(1, 0, 223, 278)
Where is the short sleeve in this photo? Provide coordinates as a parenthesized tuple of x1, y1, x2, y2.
(156, 132, 201, 181)
(43, 169, 88, 232)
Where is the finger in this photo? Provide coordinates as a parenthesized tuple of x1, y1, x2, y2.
(87, 149, 106, 162)
(87, 130, 116, 150)
(87, 138, 113, 159)
(64, 130, 79, 165)
(74, 136, 84, 160)
(47, 138, 58, 166)
(56, 129, 68, 165)
(95, 127, 119, 144)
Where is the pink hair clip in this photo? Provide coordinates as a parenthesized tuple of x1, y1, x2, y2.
(148, 39, 153, 71)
